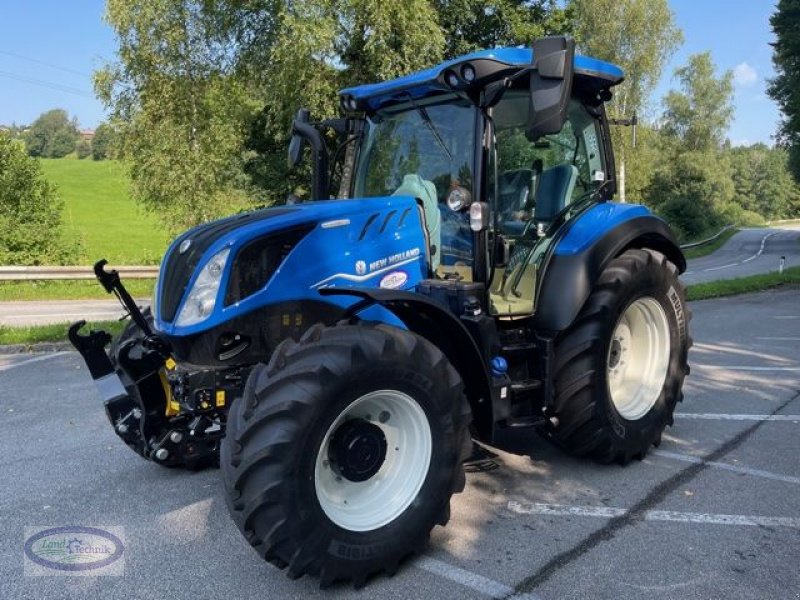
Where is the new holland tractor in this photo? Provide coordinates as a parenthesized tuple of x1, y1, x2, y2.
(70, 36, 690, 586)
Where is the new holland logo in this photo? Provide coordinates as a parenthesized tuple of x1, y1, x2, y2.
(355, 260, 367, 275)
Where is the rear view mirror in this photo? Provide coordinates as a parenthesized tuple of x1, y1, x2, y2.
(288, 108, 311, 168)
(527, 36, 575, 141)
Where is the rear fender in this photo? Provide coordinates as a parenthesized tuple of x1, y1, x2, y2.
(534, 210, 685, 333)
(320, 288, 495, 442)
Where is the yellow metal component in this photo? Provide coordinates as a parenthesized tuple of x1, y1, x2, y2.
(160, 369, 181, 416)
(294, 313, 303, 326)
(282, 314, 291, 327)
(215, 390, 226, 408)
(165, 358, 177, 371)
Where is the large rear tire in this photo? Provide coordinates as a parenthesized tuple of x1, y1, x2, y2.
(221, 323, 472, 587)
(542, 248, 690, 463)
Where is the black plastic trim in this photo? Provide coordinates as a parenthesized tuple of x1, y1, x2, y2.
(533, 215, 685, 332)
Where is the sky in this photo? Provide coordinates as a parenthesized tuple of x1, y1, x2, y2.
(0, 0, 783, 145)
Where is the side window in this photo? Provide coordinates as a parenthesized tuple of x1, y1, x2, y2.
(489, 95, 606, 317)
(492, 95, 604, 233)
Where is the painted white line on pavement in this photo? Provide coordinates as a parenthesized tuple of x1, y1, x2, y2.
(507, 501, 800, 529)
(0, 352, 70, 372)
(699, 231, 777, 273)
(756, 337, 800, 341)
(651, 450, 800, 485)
(674, 413, 800, 422)
(774, 316, 800, 319)
(415, 556, 517, 599)
(692, 365, 800, 371)
(702, 263, 739, 272)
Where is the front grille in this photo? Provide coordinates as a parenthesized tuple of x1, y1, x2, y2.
(159, 207, 297, 323)
(224, 224, 314, 306)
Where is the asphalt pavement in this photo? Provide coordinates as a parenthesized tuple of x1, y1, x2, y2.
(681, 225, 800, 285)
(1, 288, 798, 599)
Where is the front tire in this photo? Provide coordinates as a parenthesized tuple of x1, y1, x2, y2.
(221, 323, 472, 586)
(543, 248, 690, 463)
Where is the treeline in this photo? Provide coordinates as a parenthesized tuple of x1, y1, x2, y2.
(624, 54, 800, 240)
(90, 0, 798, 239)
(5, 109, 115, 160)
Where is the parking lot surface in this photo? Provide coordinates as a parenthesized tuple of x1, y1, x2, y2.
(1, 288, 798, 599)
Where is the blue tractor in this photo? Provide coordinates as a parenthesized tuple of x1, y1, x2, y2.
(70, 37, 689, 586)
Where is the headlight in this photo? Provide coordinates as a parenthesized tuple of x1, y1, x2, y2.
(175, 248, 230, 327)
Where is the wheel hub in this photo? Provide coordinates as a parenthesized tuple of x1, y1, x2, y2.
(329, 418, 388, 482)
(606, 297, 671, 421)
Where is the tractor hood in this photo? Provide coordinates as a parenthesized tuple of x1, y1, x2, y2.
(154, 196, 429, 337)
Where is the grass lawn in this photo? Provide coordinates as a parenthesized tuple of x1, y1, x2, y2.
(0, 279, 155, 302)
(682, 227, 738, 260)
(0, 320, 126, 346)
(686, 266, 800, 301)
(40, 159, 171, 265)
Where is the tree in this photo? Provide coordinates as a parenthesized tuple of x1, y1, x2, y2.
(570, 0, 681, 201)
(768, 0, 800, 182)
(95, 0, 262, 231)
(0, 134, 77, 264)
(243, 0, 451, 201)
(647, 53, 737, 238)
(433, 0, 572, 59)
(728, 144, 800, 220)
(76, 139, 92, 159)
(92, 123, 115, 160)
(24, 109, 79, 158)
(661, 53, 734, 153)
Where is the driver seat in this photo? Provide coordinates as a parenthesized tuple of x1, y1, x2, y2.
(392, 174, 441, 270)
(533, 164, 578, 226)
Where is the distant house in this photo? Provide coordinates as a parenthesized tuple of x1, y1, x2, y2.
(80, 129, 95, 142)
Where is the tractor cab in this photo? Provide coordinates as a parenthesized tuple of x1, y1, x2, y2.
(292, 37, 624, 320)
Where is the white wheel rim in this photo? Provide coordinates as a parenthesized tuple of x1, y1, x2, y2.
(314, 390, 432, 532)
(607, 296, 671, 421)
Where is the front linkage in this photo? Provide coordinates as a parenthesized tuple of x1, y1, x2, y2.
(69, 260, 243, 469)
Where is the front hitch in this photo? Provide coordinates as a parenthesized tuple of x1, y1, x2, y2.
(68, 321, 128, 403)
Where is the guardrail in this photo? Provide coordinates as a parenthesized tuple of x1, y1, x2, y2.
(0, 265, 158, 281)
(0, 224, 740, 280)
(679, 224, 735, 250)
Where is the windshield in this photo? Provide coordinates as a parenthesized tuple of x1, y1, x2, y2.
(354, 99, 476, 200)
(353, 98, 477, 274)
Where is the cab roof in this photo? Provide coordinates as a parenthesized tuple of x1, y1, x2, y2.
(340, 47, 624, 111)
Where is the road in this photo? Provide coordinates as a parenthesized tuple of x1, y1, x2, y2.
(0, 298, 147, 327)
(2, 288, 798, 599)
(682, 225, 800, 285)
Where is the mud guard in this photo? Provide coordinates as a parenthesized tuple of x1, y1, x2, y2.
(534, 214, 685, 333)
(320, 287, 496, 442)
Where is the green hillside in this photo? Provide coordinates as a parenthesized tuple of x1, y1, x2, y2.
(40, 159, 170, 264)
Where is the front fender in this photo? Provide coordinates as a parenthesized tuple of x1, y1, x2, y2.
(320, 287, 495, 442)
(534, 204, 684, 333)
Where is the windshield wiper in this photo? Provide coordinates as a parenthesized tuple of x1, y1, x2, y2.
(403, 93, 453, 161)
